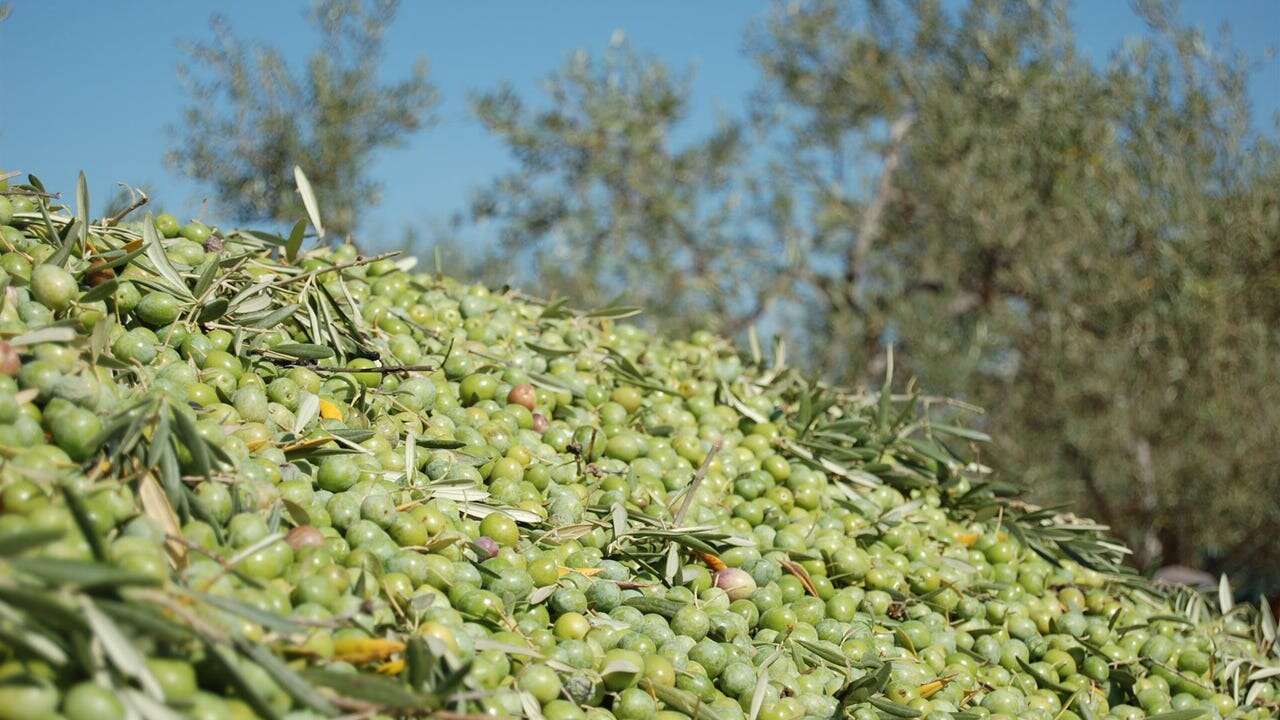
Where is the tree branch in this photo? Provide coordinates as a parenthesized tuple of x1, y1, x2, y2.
(842, 113, 914, 306)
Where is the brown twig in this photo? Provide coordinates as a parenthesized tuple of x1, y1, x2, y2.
(105, 185, 150, 226)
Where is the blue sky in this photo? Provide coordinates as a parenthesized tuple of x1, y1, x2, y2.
(1, 1, 1276, 244)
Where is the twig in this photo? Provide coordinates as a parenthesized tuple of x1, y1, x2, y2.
(285, 362, 438, 375)
(105, 185, 150, 226)
(268, 250, 401, 288)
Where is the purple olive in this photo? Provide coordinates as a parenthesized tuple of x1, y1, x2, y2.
(715, 567, 758, 601)
(473, 536, 500, 560)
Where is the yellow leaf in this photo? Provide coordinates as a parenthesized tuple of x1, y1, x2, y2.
(319, 399, 343, 420)
(955, 532, 980, 547)
(918, 675, 955, 699)
(557, 566, 604, 578)
(377, 658, 405, 675)
(918, 680, 945, 699)
(332, 637, 406, 664)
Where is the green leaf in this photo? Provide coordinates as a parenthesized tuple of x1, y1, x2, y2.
(281, 499, 311, 527)
(60, 486, 108, 561)
(40, 196, 73, 268)
(649, 684, 732, 720)
(10, 558, 160, 589)
(272, 343, 335, 360)
(82, 598, 166, 701)
(748, 650, 781, 720)
(285, 218, 307, 262)
(0, 528, 64, 557)
(190, 591, 310, 636)
(868, 696, 922, 718)
(84, 244, 147, 274)
(406, 637, 431, 689)
(1144, 711, 1208, 720)
(414, 437, 466, 450)
(170, 405, 210, 477)
(237, 229, 288, 247)
(929, 423, 992, 443)
(120, 689, 185, 720)
(235, 638, 338, 716)
(293, 393, 320, 436)
(585, 304, 642, 320)
(206, 642, 283, 720)
(194, 257, 220, 297)
(96, 599, 195, 644)
(8, 325, 77, 346)
(198, 297, 229, 322)
(539, 297, 571, 319)
(79, 278, 119, 303)
(602, 654, 643, 677)
(329, 428, 375, 443)
(0, 586, 87, 631)
(143, 214, 192, 298)
(523, 341, 577, 357)
(294, 166, 325, 239)
(0, 624, 68, 666)
(249, 303, 300, 329)
(300, 669, 429, 709)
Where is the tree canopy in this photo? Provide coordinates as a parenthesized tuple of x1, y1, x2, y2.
(468, 0, 1280, 589)
(168, 0, 437, 238)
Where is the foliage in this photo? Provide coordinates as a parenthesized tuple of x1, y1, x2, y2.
(167, 0, 437, 238)
(471, 0, 1280, 589)
(469, 43, 784, 333)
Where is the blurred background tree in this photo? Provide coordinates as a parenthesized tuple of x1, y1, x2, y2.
(468, 41, 795, 332)
(469, 0, 1280, 591)
(167, 0, 438, 238)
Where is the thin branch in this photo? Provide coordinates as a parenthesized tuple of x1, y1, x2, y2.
(843, 113, 914, 305)
(105, 185, 150, 226)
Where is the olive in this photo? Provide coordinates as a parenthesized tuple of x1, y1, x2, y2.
(30, 263, 77, 311)
(62, 681, 125, 720)
(0, 182, 1271, 720)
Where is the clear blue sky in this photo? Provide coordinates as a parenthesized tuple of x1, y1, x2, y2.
(1, 1, 1276, 245)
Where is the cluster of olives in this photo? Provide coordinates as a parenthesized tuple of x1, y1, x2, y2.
(0, 178, 1276, 720)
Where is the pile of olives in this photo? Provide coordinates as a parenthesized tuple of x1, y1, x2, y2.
(0, 176, 1275, 720)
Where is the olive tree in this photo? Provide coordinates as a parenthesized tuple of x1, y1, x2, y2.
(168, 0, 437, 238)
(474, 0, 1280, 589)
(752, 0, 1280, 585)
(468, 43, 801, 331)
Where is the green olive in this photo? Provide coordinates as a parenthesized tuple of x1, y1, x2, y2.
(30, 263, 77, 311)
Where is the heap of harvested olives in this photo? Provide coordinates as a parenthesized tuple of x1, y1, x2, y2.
(0, 174, 1276, 720)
